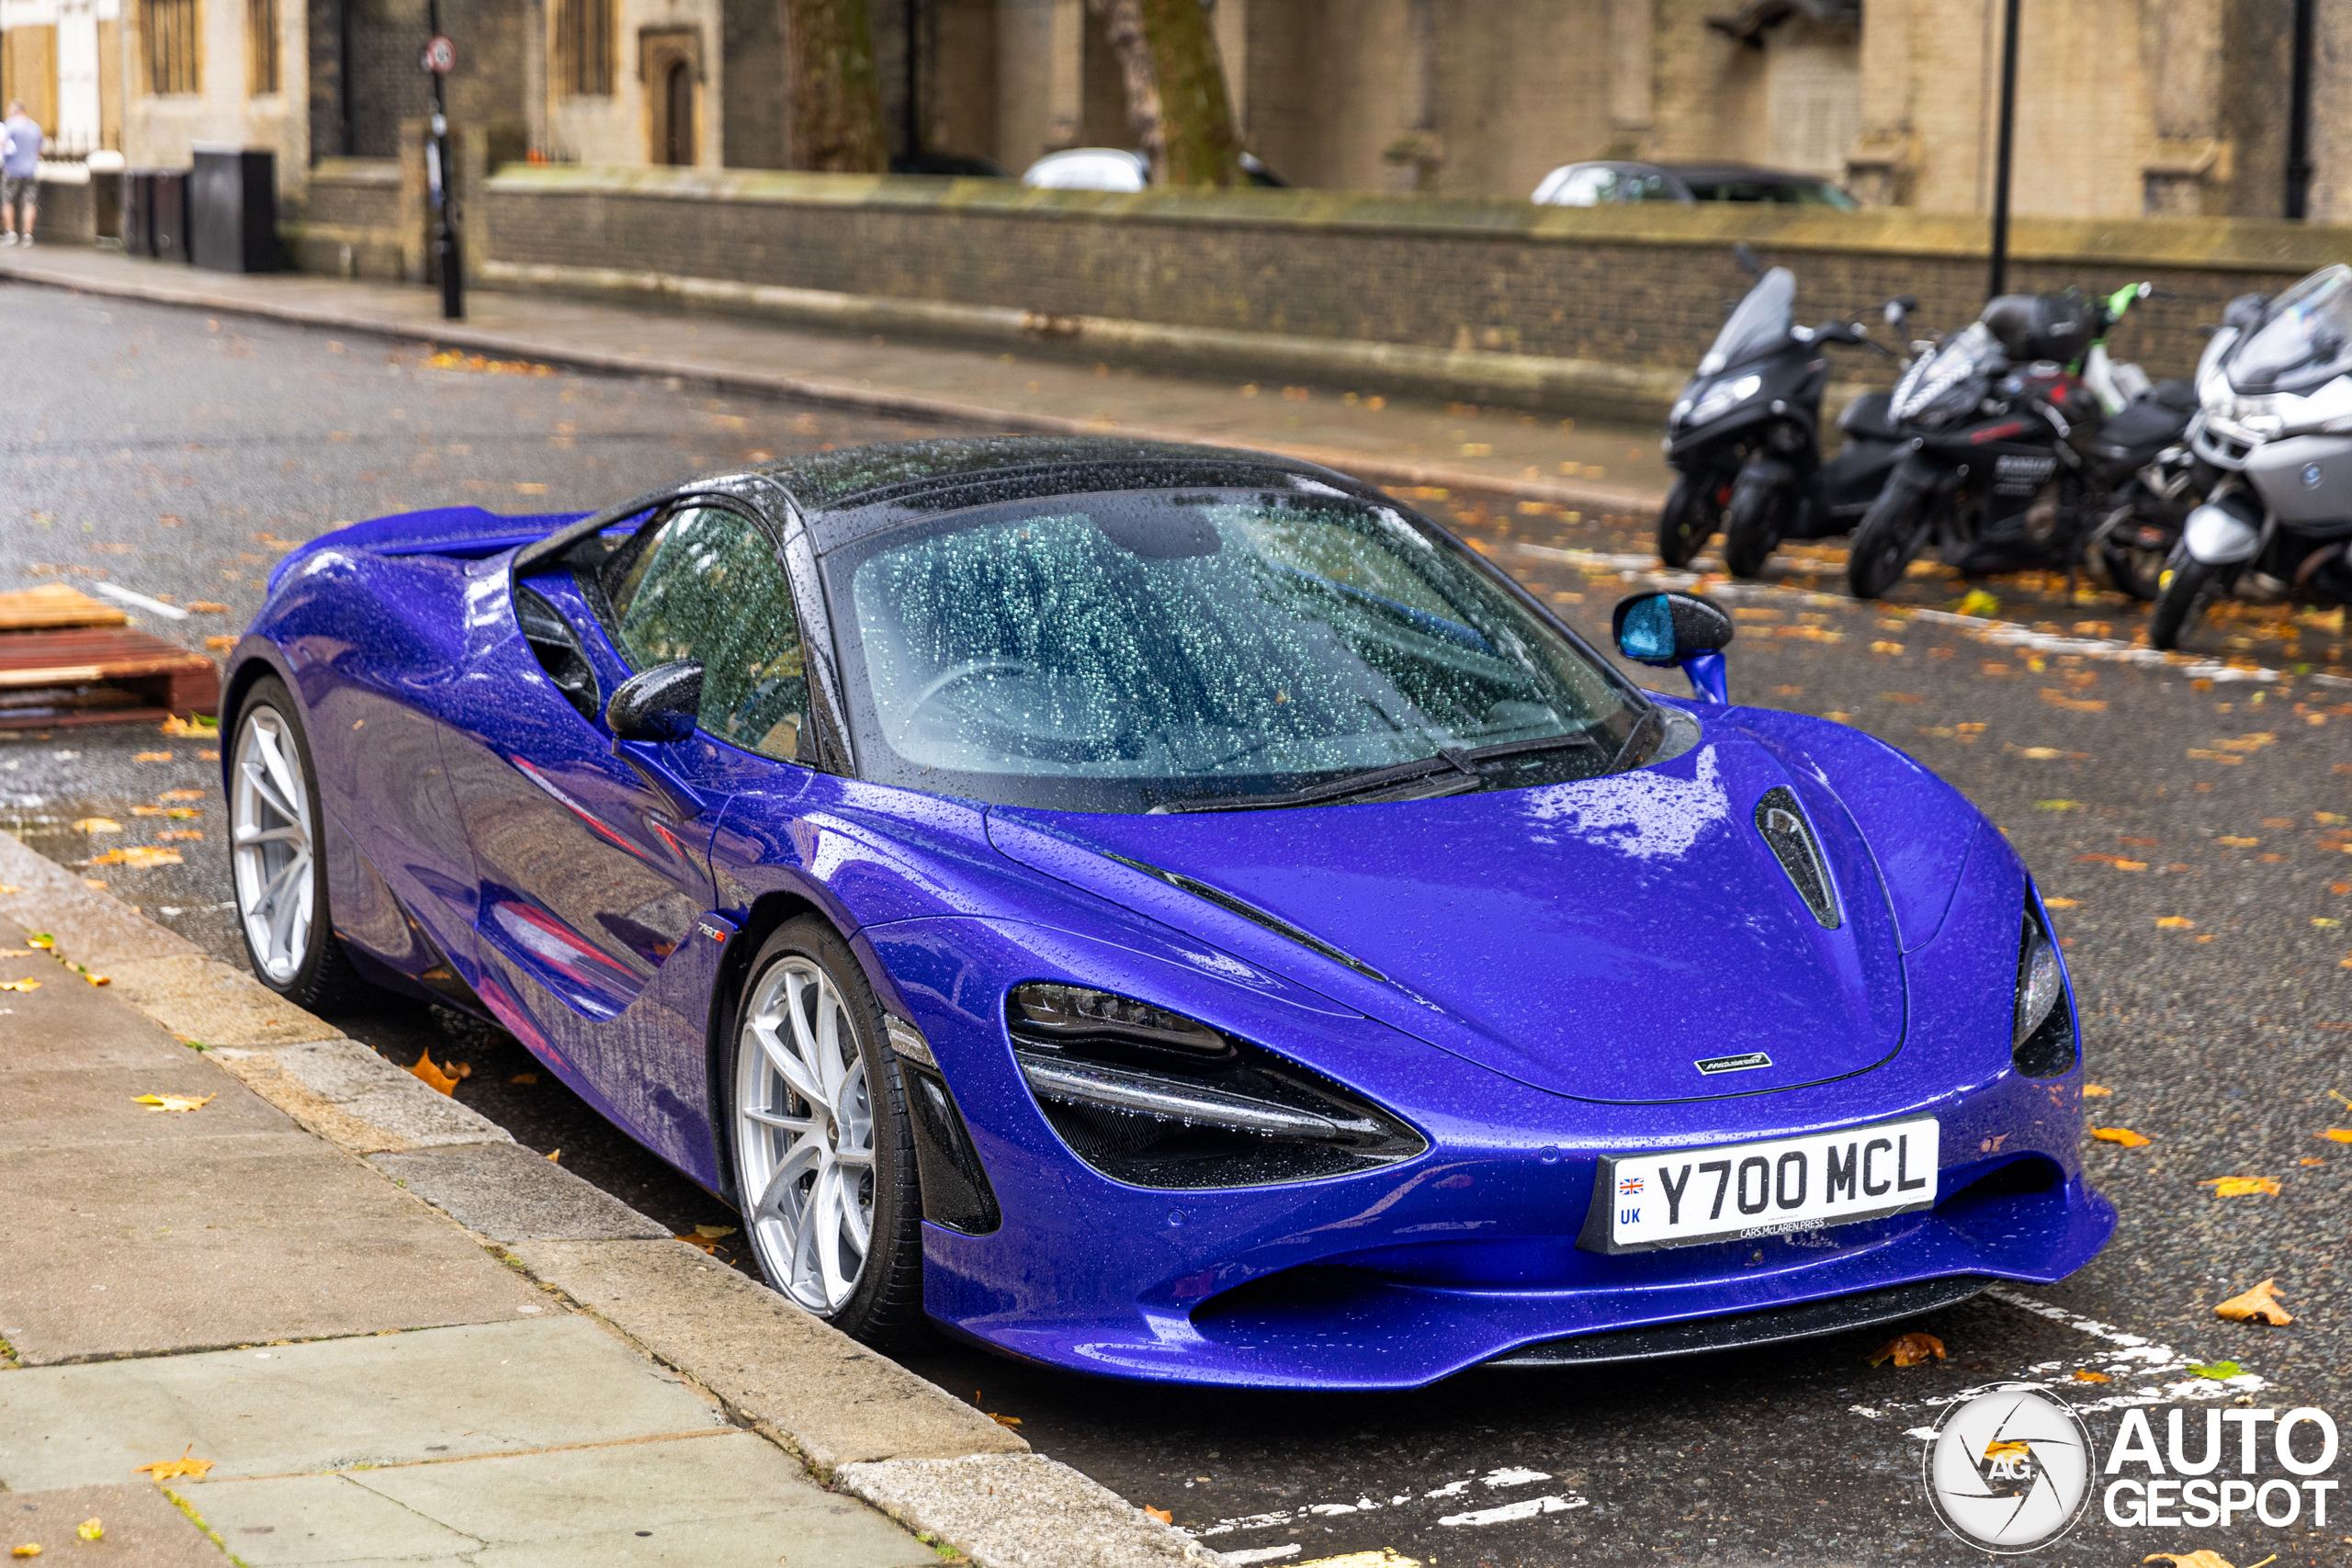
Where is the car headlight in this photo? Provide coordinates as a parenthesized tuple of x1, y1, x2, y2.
(1688, 373, 1762, 428)
(2011, 905, 2075, 1078)
(1006, 983, 1425, 1189)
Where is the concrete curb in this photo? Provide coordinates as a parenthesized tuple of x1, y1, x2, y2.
(0, 254, 1661, 519)
(0, 828, 1230, 1567)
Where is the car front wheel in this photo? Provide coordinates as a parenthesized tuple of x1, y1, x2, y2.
(726, 918, 926, 1347)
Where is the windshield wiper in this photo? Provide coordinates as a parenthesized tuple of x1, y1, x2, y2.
(1157, 731, 1600, 814)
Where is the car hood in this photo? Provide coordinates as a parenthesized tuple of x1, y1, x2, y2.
(269, 506, 587, 593)
(986, 730, 1910, 1104)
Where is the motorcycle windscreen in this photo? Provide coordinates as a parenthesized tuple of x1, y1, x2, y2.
(1700, 267, 1794, 375)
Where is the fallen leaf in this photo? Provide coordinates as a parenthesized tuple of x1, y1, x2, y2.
(1867, 1331, 1947, 1367)
(133, 1445, 213, 1482)
(509, 1071, 538, 1085)
(26, 933, 51, 948)
(2214, 1278, 2293, 1325)
(2091, 1127, 2152, 1147)
(1143, 1506, 1171, 1524)
(546, 1148, 560, 1162)
(71, 818, 120, 834)
(2156, 915, 2196, 929)
(2219, 836, 2261, 848)
(2142, 1553, 2242, 1568)
(990, 1412, 1023, 1427)
(1984, 1438, 2030, 1461)
(76, 966, 109, 987)
(88, 847, 181, 867)
(2044, 897, 2080, 908)
(0, 979, 41, 992)
(205, 635, 237, 651)
(693, 1224, 738, 1239)
(2083, 1084, 2113, 1097)
(132, 750, 173, 763)
(2324, 1129, 2352, 1143)
(10, 1546, 37, 1559)
(133, 1093, 214, 1113)
(159, 789, 204, 801)
(1957, 589, 2000, 617)
(676, 1232, 729, 1255)
(410, 1050, 462, 1096)
(2199, 1176, 2281, 1197)
(1870, 640, 1905, 655)
(2184, 1360, 2243, 1381)
(164, 807, 198, 818)
(130, 806, 164, 817)
(2017, 746, 2064, 760)
(156, 829, 203, 842)
(2072, 1369, 2111, 1382)
(2034, 799, 2080, 811)
(74, 1521, 99, 1543)
(158, 715, 219, 738)
(185, 601, 229, 614)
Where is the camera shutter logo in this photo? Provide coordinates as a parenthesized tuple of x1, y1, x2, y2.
(1921, 1383, 2097, 1553)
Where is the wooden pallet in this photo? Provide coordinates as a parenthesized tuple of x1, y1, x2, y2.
(0, 624, 220, 730)
(0, 583, 130, 632)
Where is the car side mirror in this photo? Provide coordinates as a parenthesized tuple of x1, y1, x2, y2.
(1612, 592, 1735, 704)
(606, 660, 703, 742)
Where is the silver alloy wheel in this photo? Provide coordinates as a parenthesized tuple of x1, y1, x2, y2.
(231, 703, 316, 985)
(737, 954, 876, 1314)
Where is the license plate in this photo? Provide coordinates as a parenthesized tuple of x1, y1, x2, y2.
(1577, 1117, 1940, 1254)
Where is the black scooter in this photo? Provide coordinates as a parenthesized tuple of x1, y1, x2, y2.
(1657, 253, 1915, 577)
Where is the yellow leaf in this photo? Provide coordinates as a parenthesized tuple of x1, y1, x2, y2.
(2082, 1084, 2114, 1097)
(545, 1148, 560, 1162)
(2044, 897, 2080, 908)
(87, 846, 182, 868)
(2072, 1369, 2111, 1382)
(2091, 1127, 2152, 1148)
(74, 1521, 98, 1543)
(2143, 1554, 2240, 1568)
(0, 979, 41, 992)
(1957, 589, 2000, 617)
(2017, 746, 2063, 760)
(133, 1093, 214, 1113)
(132, 1445, 213, 1482)
(693, 1224, 738, 1239)
(1984, 1439, 2030, 1461)
(2324, 1129, 2352, 1144)
(1867, 1331, 1947, 1367)
(159, 789, 205, 801)
(71, 818, 120, 834)
(2219, 836, 2260, 848)
(26, 934, 51, 948)
(130, 806, 165, 817)
(1142, 1506, 1170, 1524)
(675, 1232, 729, 1255)
(11, 1546, 38, 1559)
(2214, 1277, 2294, 1325)
(2156, 916, 2196, 929)
(132, 751, 173, 763)
(989, 1411, 1023, 1427)
(410, 1050, 461, 1096)
(2033, 799, 2080, 811)
(2200, 1176, 2281, 1197)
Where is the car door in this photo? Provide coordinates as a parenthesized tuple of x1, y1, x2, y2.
(437, 497, 810, 1165)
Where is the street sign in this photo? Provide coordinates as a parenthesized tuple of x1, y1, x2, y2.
(422, 34, 456, 74)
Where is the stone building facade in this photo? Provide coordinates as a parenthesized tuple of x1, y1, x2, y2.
(0, 0, 2340, 220)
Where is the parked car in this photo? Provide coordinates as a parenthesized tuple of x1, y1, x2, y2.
(1021, 148, 1290, 192)
(221, 435, 2109, 1388)
(1533, 161, 1860, 209)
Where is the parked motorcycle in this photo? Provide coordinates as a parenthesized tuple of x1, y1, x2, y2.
(2148, 265, 2352, 650)
(1843, 283, 2185, 600)
(1657, 256, 1915, 576)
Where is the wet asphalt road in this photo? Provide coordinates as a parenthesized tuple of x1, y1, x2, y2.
(4, 289, 2350, 1567)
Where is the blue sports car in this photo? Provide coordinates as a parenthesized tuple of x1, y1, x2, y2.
(222, 437, 2111, 1388)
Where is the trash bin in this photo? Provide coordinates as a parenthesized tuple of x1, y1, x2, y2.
(123, 170, 152, 254)
(136, 168, 190, 262)
(189, 145, 277, 273)
(88, 150, 124, 242)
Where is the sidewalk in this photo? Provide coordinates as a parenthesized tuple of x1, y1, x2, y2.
(0, 829, 1221, 1568)
(0, 243, 1668, 517)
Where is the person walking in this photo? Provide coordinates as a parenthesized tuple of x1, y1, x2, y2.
(2, 100, 41, 246)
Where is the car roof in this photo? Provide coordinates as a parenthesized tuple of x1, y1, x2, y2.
(1655, 163, 1837, 186)
(750, 436, 1369, 553)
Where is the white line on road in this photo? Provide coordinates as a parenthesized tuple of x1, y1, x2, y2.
(90, 582, 191, 621)
(1438, 1495, 1589, 1528)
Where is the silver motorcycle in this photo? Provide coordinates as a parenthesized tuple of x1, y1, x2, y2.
(2150, 264, 2352, 650)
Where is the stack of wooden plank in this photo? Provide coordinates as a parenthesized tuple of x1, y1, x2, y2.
(0, 584, 220, 730)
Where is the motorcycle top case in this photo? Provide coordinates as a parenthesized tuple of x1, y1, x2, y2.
(2244, 433, 2352, 531)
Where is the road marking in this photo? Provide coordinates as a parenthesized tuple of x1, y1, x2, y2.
(1224, 1550, 1305, 1565)
(1439, 1495, 1589, 1527)
(1510, 540, 2352, 690)
(1193, 1468, 1575, 1543)
(1295, 1552, 1421, 1568)
(91, 582, 191, 621)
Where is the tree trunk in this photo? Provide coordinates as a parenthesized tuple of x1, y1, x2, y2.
(784, 0, 888, 173)
(1090, 0, 1242, 187)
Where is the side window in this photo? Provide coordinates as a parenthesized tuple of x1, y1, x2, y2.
(606, 505, 810, 761)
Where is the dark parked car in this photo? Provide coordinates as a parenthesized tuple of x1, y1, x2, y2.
(1533, 161, 1860, 209)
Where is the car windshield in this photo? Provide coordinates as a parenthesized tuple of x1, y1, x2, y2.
(1701, 267, 1794, 375)
(1682, 175, 1859, 209)
(830, 488, 1651, 812)
(2226, 264, 2352, 396)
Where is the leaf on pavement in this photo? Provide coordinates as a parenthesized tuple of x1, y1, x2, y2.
(1957, 589, 2000, 617)
(0, 979, 40, 992)
(675, 1225, 738, 1255)
(2156, 916, 2195, 928)
(134, 1093, 214, 1113)
(1142, 1506, 1170, 1524)
(2142, 1553, 2245, 1568)
(1867, 1331, 1946, 1367)
(693, 1224, 737, 1239)
(2033, 799, 2080, 811)
(508, 1071, 537, 1085)
(132, 751, 173, 763)
(2214, 1278, 2293, 1325)
(133, 1445, 213, 1482)
(410, 1050, 462, 1096)
(2324, 1129, 2352, 1143)
(158, 715, 218, 738)
(159, 789, 204, 801)
(989, 1412, 1023, 1427)
(2199, 1176, 2281, 1197)
(2082, 1084, 2114, 1097)
(2185, 1360, 2243, 1381)
(545, 1148, 560, 1162)
(88, 847, 182, 867)
(2071, 1369, 2111, 1382)
(74, 1520, 99, 1542)
(26, 933, 51, 948)
(71, 818, 120, 834)
(2090, 1127, 2152, 1147)
(2016, 747, 2064, 760)
(2219, 836, 2261, 848)
(11, 1545, 38, 1559)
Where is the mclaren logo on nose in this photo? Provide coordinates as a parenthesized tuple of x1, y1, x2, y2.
(1696, 1051, 1773, 1075)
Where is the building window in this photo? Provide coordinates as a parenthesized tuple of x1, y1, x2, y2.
(142, 0, 199, 96)
(558, 0, 615, 97)
(247, 0, 278, 96)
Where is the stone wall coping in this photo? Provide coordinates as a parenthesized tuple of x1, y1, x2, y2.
(311, 156, 403, 186)
(482, 162, 2352, 274)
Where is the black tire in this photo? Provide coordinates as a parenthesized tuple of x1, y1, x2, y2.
(2149, 558, 2223, 651)
(1721, 471, 1784, 579)
(227, 675, 369, 1012)
(1846, 474, 1934, 600)
(723, 917, 926, 1348)
(2098, 532, 2169, 603)
(1657, 470, 1723, 570)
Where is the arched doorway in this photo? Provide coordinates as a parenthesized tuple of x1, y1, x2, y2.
(639, 28, 700, 167)
(662, 58, 694, 165)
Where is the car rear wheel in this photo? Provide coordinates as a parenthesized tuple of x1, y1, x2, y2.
(230, 675, 366, 1011)
(727, 918, 925, 1347)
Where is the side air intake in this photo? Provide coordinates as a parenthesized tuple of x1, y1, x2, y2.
(1755, 786, 1841, 929)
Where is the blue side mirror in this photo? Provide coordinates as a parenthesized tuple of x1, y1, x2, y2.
(1611, 592, 1736, 704)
